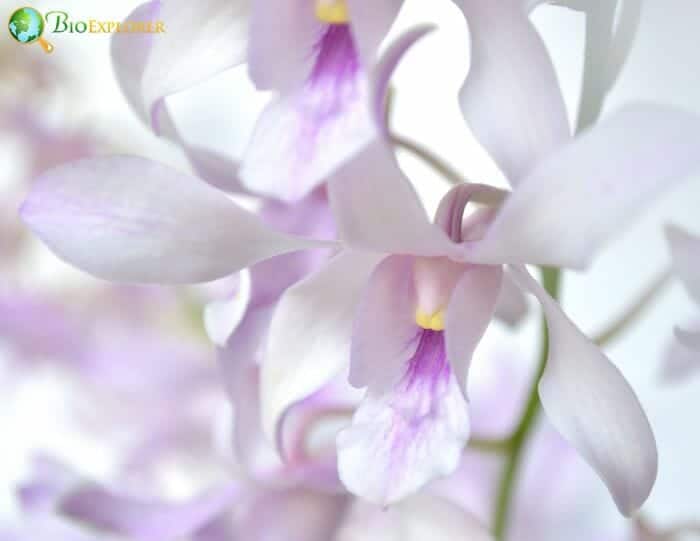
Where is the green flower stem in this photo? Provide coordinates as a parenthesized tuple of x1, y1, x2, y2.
(469, 438, 512, 454)
(491, 267, 561, 541)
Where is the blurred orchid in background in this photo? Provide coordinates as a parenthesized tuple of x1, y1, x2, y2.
(4, 0, 700, 540)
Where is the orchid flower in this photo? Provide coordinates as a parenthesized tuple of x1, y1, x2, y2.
(18, 7, 700, 515)
(240, 0, 406, 202)
(262, 16, 700, 511)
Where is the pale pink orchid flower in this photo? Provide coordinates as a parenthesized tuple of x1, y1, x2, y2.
(266, 9, 700, 509)
(258, 8, 700, 509)
(19, 18, 700, 514)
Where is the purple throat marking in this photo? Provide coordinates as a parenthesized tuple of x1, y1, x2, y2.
(309, 24, 360, 92)
(294, 24, 362, 155)
(384, 329, 455, 462)
(403, 329, 451, 393)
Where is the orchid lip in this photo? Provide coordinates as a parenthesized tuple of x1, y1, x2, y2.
(315, 0, 349, 24)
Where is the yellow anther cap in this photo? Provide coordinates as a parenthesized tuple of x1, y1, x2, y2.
(415, 309, 445, 331)
(315, 0, 349, 23)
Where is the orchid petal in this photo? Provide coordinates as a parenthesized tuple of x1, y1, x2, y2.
(111, 1, 160, 125)
(338, 330, 470, 504)
(261, 250, 382, 444)
(329, 141, 457, 257)
(247, 0, 321, 91)
(458, 0, 570, 183)
(509, 265, 657, 515)
(446, 265, 503, 395)
(336, 494, 493, 541)
(350, 255, 419, 388)
(176, 144, 249, 196)
(216, 302, 286, 476)
(142, 0, 248, 132)
(240, 75, 374, 202)
(59, 483, 239, 541)
(467, 106, 700, 269)
(111, 2, 248, 194)
(203, 270, 252, 347)
(346, 0, 404, 65)
(20, 157, 325, 283)
(494, 272, 529, 327)
(369, 24, 435, 131)
(666, 225, 700, 305)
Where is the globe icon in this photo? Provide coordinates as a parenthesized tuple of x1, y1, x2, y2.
(8, 7, 45, 44)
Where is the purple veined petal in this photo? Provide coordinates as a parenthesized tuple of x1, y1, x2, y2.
(236, 487, 348, 541)
(141, 0, 248, 132)
(369, 24, 436, 133)
(349, 255, 419, 388)
(675, 327, 700, 351)
(336, 493, 493, 541)
(111, 2, 248, 194)
(328, 140, 458, 258)
(666, 224, 700, 305)
(346, 0, 405, 66)
(247, 0, 323, 92)
(464, 105, 700, 269)
(457, 0, 570, 184)
(20, 156, 330, 284)
(261, 250, 382, 446)
(203, 270, 252, 347)
(508, 265, 658, 516)
(240, 24, 375, 202)
(445, 264, 503, 397)
(337, 329, 470, 504)
(59, 482, 239, 541)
